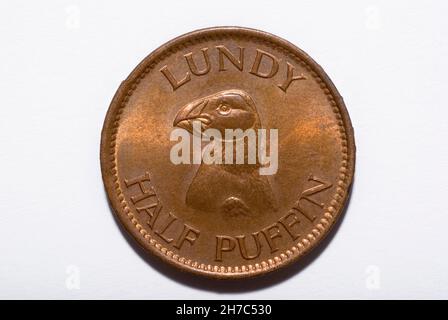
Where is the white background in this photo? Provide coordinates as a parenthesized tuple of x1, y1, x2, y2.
(0, 0, 447, 299)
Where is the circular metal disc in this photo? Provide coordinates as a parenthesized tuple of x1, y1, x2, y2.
(101, 27, 355, 279)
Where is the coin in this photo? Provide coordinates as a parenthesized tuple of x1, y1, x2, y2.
(101, 27, 355, 279)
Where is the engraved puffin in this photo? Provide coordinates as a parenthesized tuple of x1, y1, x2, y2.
(173, 89, 277, 217)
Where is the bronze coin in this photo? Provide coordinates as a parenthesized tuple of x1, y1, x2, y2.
(101, 27, 355, 279)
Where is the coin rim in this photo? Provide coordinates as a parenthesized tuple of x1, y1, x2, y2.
(100, 26, 356, 279)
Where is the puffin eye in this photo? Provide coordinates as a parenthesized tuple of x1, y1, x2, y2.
(217, 104, 231, 116)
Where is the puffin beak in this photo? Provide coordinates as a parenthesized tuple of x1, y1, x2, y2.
(173, 98, 211, 132)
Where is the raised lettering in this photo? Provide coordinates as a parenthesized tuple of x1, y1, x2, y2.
(216, 45, 244, 71)
(184, 48, 211, 76)
(124, 172, 156, 204)
(278, 211, 301, 240)
(293, 174, 333, 222)
(261, 223, 282, 253)
(278, 61, 306, 92)
(160, 65, 191, 91)
(250, 49, 279, 78)
(154, 212, 177, 243)
(236, 232, 262, 260)
(174, 224, 200, 249)
(215, 235, 236, 261)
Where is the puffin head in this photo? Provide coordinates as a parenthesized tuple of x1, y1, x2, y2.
(173, 89, 260, 135)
